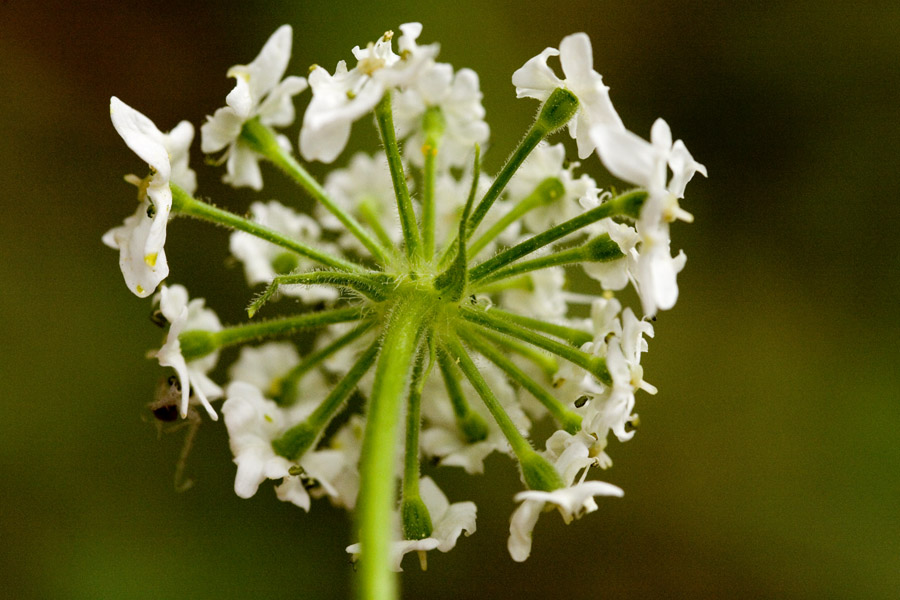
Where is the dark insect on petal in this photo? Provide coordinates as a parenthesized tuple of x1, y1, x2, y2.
(153, 404, 180, 422)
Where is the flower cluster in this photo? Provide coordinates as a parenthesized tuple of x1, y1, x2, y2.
(105, 23, 705, 588)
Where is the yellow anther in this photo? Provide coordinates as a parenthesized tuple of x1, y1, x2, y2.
(358, 55, 385, 75)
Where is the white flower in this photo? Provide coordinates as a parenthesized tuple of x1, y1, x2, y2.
(581, 216, 639, 292)
(550, 296, 625, 428)
(153, 285, 223, 420)
(222, 382, 294, 501)
(500, 266, 568, 320)
(300, 23, 438, 163)
(311, 415, 365, 509)
(319, 152, 401, 251)
(584, 308, 656, 443)
(591, 118, 707, 316)
(547, 297, 619, 403)
(512, 33, 623, 159)
(229, 201, 339, 304)
(299, 61, 378, 164)
(221, 381, 342, 510)
(433, 170, 507, 254)
(508, 433, 623, 562)
(346, 477, 476, 571)
(201, 25, 308, 190)
(313, 321, 378, 379)
(104, 97, 195, 297)
(420, 359, 529, 474)
(590, 296, 623, 344)
(593, 118, 707, 202)
(393, 63, 489, 168)
(228, 342, 299, 395)
(505, 142, 598, 232)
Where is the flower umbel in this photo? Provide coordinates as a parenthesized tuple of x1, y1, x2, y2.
(106, 22, 706, 600)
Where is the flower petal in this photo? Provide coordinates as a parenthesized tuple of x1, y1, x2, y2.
(230, 24, 293, 104)
(110, 97, 170, 180)
(559, 33, 593, 87)
(507, 499, 542, 562)
(512, 47, 561, 100)
(591, 124, 663, 189)
(200, 106, 244, 154)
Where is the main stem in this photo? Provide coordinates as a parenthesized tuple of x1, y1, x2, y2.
(356, 299, 430, 600)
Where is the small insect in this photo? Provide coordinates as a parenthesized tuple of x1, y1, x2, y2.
(149, 308, 168, 329)
(624, 415, 640, 433)
(288, 464, 323, 492)
(148, 375, 202, 492)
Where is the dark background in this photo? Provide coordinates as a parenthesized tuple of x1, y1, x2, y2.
(2, 1, 898, 598)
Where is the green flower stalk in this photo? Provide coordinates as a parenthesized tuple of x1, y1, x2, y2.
(105, 22, 707, 600)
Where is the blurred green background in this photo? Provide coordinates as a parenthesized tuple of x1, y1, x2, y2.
(2, 0, 898, 598)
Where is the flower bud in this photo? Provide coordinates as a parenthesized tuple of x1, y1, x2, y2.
(583, 234, 623, 262)
(533, 177, 566, 206)
(401, 496, 434, 540)
(178, 330, 218, 361)
(272, 421, 317, 460)
(459, 411, 490, 443)
(520, 451, 565, 492)
(536, 87, 579, 133)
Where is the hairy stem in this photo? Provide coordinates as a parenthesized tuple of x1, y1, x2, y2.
(356, 299, 431, 600)
(239, 118, 389, 264)
(374, 93, 422, 263)
(171, 184, 363, 273)
(469, 189, 647, 282)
